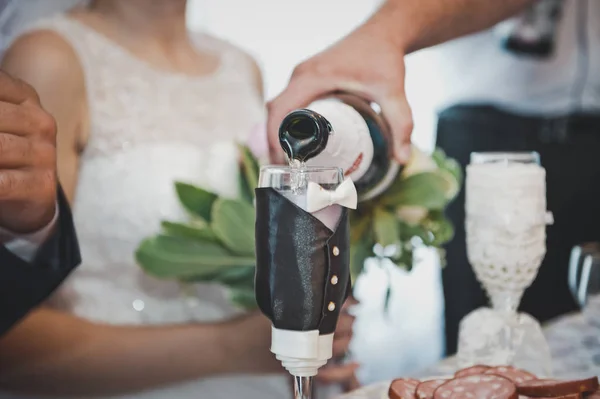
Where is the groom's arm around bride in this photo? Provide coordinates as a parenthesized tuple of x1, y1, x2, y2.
(0, 69, 81, 335)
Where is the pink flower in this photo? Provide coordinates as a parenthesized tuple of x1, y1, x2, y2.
(246, 123, 269, 160)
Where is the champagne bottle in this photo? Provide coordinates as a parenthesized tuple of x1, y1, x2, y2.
(279, 92, 400, 201)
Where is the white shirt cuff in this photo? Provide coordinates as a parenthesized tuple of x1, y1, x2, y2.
(0, 202, 59, 263)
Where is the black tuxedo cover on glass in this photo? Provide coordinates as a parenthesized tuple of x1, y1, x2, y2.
(0, 187, 81, 335)
(255, 188, 351, 335)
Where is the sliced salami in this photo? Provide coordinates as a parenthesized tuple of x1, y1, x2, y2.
(416, 379, 448, 399)
(454, 365, 492, 378)
(517, 377, 599, 397)
(433, 375, 517, 399)
(389, 378, 420, 399)
(485, 366, 538, 384)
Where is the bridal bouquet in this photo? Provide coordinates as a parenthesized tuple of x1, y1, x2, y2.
(136, 143, 461, 310)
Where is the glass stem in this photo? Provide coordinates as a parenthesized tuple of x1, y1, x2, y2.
(490, 289, 523, 365)
(294, 376, 314, 399)
(490, 290, 522, 314)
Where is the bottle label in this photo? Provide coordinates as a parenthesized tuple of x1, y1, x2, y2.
(360, 162, 401, 201)
(345, 153, 364, 177)
(304, 99, 374, 182)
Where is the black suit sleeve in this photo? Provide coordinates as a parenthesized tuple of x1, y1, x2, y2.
(0, 186, 81, 335)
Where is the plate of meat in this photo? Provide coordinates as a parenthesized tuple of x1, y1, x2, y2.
(338, 365, 600, 399)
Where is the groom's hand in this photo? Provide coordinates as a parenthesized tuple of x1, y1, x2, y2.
(0, 70, 57, 234)
(267, 11, 413, 165)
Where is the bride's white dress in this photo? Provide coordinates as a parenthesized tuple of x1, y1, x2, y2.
(5, 14, 290, 399)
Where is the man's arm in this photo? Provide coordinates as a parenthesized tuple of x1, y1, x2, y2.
(368, 0, 537, 54)
(0, 186, 80, 336)
(267, 0, 537, 163)
(0, 69, 81, 335)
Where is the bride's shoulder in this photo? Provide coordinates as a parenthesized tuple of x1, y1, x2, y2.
(2, 27, 83, 90)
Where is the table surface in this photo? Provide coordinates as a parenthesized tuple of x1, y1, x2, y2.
(337, 301, 600, 399)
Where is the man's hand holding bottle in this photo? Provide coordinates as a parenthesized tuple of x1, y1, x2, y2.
(266, 1, 413, 166)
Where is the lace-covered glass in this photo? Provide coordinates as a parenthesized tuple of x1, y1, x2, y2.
(458, 152, 553, 376)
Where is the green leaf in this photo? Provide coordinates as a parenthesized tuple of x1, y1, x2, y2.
(373, 207, 400, 247)
(431, 148, 463, 194)
(211, 198, 256, 256)
(175, 182, 217, 221)
(399, 221, 426, 244)
(431, 148, 448, 169)
(443, 158, 463, 186)
(239, 144, 260, 192)
(183, 265, 255, 288)
(136, 235, 254, 279)
(161, 221, 217, 242)
(180, 270, 225, 284)
(229, 287, 258, 310)
(239, 172, 254, 204)
(214, 266, 255, 288)
(426, 211, 455, 247)
(392, 246, 414, 272)
(350, 238, 373, 283)
(382, 172, 448, 210)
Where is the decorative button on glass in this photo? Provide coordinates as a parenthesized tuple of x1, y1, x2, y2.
(332, 246, 340, 256)
(331, 275, 339, 285)
(328, 302, 336, 311)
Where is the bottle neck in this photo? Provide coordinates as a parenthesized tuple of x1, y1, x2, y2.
(278, 93, 399, 200)
(279, 109, 331, 163)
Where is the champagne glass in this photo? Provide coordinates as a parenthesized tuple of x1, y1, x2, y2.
(569, 243, 600, 311)
(256, 165, 351, 399)
(574, 249, 600, 319)
(458, 152, 552, 375)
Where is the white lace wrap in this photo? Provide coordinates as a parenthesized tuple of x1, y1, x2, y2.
(465, 163, 552, 309)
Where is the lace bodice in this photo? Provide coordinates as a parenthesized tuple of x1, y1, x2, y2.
(6, 14, 290, 399)
(27, 14, 265, 323)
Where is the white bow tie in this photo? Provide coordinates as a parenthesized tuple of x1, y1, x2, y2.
(306, 178, 358, 213)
